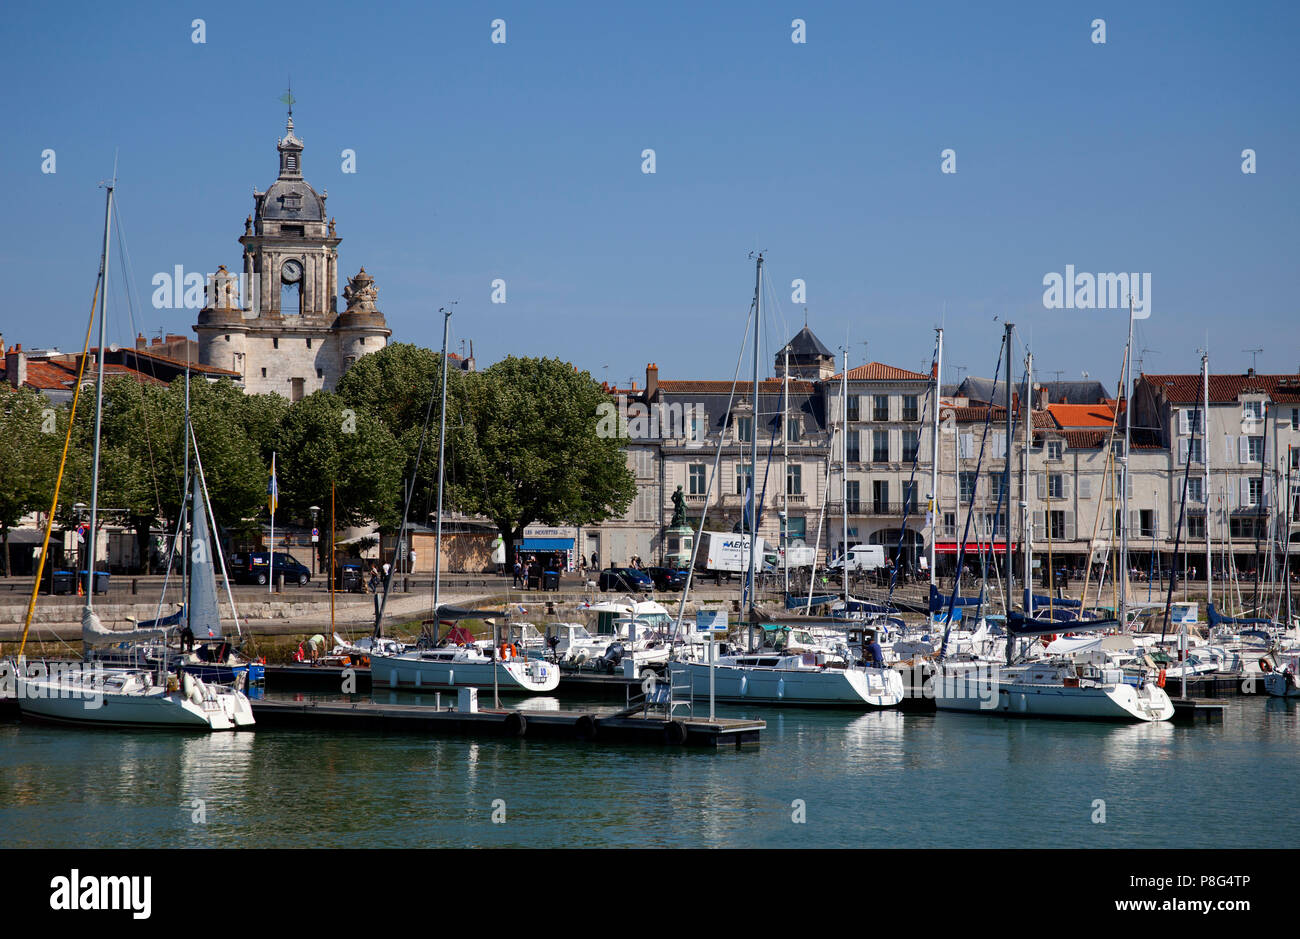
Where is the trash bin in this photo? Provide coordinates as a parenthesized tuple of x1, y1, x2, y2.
(527, 573, 540, 591)
(543, 570, 560, 591)
(80, 570, 110, 594)
(337, 562, 363, 593)
(43, 569, 76, 595)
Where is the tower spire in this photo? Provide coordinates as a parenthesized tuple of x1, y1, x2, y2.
(279, 81, 296, 134)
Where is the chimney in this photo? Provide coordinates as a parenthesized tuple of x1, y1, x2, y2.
(151, 336, 162, 346)
(645, 362, 659, 399)
(1037, 385, 1049, 410)
(6, 343, 26, 389)
(1012, 390, 1019, 413)
(1247, 366, 1256, 377)
(136, 333, 147, 349)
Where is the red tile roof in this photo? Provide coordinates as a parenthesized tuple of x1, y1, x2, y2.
(1046, 402, 1117, 429)
(831, 362, 931, 382)
(1140, 373, 1300, 405)
(21, 359, 167, 391)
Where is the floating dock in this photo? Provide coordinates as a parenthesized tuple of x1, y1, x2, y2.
(1169, 698, 1227, 723)
(249, 698, 763, 747)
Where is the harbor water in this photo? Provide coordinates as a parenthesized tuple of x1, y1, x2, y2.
(3, 694, 1298, 849)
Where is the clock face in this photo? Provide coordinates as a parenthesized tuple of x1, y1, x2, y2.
(281, 260, 303, 284)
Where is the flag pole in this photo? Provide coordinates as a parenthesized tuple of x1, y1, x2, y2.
(268, 451, 277, 594)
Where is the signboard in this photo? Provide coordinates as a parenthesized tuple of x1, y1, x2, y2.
(696, 609, 728, 635)
(311, 528, 319, 543)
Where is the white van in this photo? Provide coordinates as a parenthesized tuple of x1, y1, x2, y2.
(831, 544, 887, 572)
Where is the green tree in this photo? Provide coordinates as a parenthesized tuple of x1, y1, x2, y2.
(449, 356, 635, 564)
(0, 387, 60, 575)
(336, 342, 461, 523)
(273, 391, 405, 539)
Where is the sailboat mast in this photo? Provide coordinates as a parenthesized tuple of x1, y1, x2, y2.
(747, 254, 762, 629)
(782, 347, 789, 599)
(1120, 296, 1135, 631)
(1003, 322, 1014, 615)
(1202, 352, 1211, 610)
(183, 361, 191, 631)
(433, 307, 452, 620)
(842, 348, 849, 609)
(85, 183, 114, 610)
(929, 327, 942, 624)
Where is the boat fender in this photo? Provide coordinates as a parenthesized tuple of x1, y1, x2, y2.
(574, 714, 597, 740)
(503, 712, 527, 737)
(1156, 669, 1166, 688)
(664, 720, 688, 745)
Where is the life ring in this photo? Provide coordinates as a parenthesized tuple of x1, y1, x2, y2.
(1259, 657, 1273, 673)
(1157, 669, 1166, 688)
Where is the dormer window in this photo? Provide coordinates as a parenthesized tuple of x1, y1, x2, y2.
(1047, 440, 1063, 461)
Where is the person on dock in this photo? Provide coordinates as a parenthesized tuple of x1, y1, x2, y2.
(180, 623, 195, 653)
(513, 559, 523, 587)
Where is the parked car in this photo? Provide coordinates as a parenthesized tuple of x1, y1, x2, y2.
(233, 551, 312, 586)
(646, 566, 688, 591)
(597, 567, 654, 592)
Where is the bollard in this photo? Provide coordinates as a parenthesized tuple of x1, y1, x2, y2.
(546, 600, 555, 616)
(276, 573, 284, 593)
(131, 578, 138, 596)
(403, 576, 410, 593)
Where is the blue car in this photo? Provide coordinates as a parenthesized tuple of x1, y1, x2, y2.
(598, 568, 654, 592)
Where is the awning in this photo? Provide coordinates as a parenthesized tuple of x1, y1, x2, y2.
(934, 542, 1014, 554)
(521, 538, 574, 551)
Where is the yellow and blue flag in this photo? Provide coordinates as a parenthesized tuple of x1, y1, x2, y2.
(267, 453, 279, 514)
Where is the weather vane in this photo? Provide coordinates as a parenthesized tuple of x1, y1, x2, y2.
(279, 80, 295, 117)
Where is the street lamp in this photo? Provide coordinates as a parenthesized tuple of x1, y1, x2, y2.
(309, 505, 320, 574)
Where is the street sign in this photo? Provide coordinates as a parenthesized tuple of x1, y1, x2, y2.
(311, 528, 319, 543)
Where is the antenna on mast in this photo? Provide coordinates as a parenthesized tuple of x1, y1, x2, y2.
(1243, 348, 1264, 371)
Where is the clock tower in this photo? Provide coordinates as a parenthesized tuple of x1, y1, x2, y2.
(196, 110, 390, 398)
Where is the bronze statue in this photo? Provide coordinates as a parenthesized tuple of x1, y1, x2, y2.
(670, 485, 688, 528)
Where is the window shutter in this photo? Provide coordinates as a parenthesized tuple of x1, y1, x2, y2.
(1065, 512, 1076, 541)
(1130, 509, 1140, 532)
(1240, 477, 1251, 505)
(1033, 511, 1045, 539)
(959, 433, 973, 459)
(1265, 435, 1273, 466)
(1061, 475, 1071, 497)
(1225, 435, 1235, 463)
(1079, 477, 1092, 499)
(1178, 438, 1189, 464)
(1178, 409, 1190, 435)
(1126, 475, 1133, 498)
(1261, 479, 1271, 508)
(1036, 474, 1046, 498)
(1239, 437, 1250, 463)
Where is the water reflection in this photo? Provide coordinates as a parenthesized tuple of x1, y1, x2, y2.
(2, 696, 1299, 848)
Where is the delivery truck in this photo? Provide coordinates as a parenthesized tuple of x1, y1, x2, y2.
(694, 532, 767, 582)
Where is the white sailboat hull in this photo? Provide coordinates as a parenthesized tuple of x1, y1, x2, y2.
(16, 672, 253, 730)
(679, 661, 904, 708)
(934, 668, 1174, 721)
(371, 654, 559, 694)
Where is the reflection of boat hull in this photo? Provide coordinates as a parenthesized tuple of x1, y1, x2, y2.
(679, 662, 904, 708)
(371, 655, 559, 693)
(935, 667, 1173, 721)
(16, 672, 254, 730)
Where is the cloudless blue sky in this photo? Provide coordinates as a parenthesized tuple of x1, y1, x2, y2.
(3, 0, 1297, 387)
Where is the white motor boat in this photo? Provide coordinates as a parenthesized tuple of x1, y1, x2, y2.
(371, 644, 559, 694)
(14, 659, 253, 730)
(934, 659, 1173, 721)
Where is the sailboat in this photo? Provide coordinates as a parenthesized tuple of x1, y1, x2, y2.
(16, 182, 254, 730)
(677, 256, 904, 708)
(933, 315, 1173, 722)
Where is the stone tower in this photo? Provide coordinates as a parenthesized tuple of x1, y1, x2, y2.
(196, 112, 390, 398)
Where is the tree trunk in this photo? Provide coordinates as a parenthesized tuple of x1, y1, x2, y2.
(135, 517, 152, 574)
(2, 527, 9, 577)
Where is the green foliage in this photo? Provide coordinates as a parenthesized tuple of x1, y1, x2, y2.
(0, 387, 60, 573)
(273, 391, 405, 530)
(448, 356, 635, 558)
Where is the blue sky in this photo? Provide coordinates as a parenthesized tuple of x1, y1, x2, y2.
(3, 0, 1297, 387)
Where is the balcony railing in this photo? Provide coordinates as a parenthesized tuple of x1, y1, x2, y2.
(825, 501, 916, 517)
